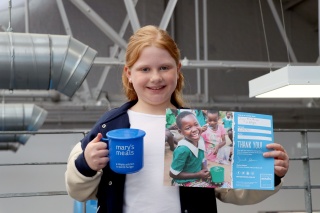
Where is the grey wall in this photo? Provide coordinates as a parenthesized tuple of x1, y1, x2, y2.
(0, 131, 319, 213)
(0, 133, 83, 213)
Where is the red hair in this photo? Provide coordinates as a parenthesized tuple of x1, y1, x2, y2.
(122, 25, 185, 108)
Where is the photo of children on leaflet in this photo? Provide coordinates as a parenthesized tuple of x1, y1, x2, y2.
(164, 109, 234, 188)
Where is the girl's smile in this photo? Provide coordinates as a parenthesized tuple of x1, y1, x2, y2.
(125, 46, 180, 113)
(179, 114, 202, 144)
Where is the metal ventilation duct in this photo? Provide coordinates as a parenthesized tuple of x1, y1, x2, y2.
(0, 142, 20, 152)
(0, 32, 97, 97)
(0, 104, 47, 151)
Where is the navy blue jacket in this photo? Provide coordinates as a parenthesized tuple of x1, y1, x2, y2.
(75, 100, 281, 213)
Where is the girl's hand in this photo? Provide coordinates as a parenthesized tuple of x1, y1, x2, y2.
(169, 123, 178, 130)
(213, 146, 219, 155)
(198, 169, 210, 179)
(201, 124, 208, 133)
(84, 133, 110, 171)
(263, 143, 289, 177)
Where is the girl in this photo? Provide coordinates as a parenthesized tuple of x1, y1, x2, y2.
(201, 110, 229, 163)
(222, 111, 233, 130)
(65, 25, 289, 213)
(170, 111, 210, 187)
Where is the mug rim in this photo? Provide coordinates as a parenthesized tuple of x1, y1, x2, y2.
(106, 128, 146, 140)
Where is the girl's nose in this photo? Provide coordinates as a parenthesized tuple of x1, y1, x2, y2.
(191, 126, 198, 132)
(150, 70, 162, 82)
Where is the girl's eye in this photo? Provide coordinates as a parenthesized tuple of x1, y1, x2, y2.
(160, 66, 169, 71)
(141, 68, 150, 72)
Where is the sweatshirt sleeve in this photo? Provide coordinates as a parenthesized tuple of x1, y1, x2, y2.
(215, 178, 283, 205)
(65, 142, 102, 202)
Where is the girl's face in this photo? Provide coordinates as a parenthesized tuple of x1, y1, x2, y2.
(125, 46, 180, 110)
(207, 113, 219, 128)
(179, 114, 201, 143)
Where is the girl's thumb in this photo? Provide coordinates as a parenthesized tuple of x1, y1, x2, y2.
(92, 133, 103, 142)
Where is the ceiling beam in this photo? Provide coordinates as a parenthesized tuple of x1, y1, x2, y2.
(69, 0, 127, 50)
(123, 0, 140, 32)
(159, 0, 178, 30)
(93, 57, 316, 69)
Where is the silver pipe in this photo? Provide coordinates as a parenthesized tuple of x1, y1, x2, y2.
(56, 0, 92, 98)
(0, 191, 67, 198)
(56, 0, 73, 36)
(93, 57, 316, 68)
(2, 90, 60, 99)
(159, 0, 178, 30)
(0, 32, 97, 97)
(7, 0, 13, 32)
(202, 0, 209, 103)
(181, 60, 315, 69)
(195, 0, 201, 95)
(123, 0, 140, 32)
(0, 142, 20, 152)
(0, 162, 66, 166)
(0, 104, 47, 146)
(0, 130, 88, 135)
(24, 0, 30, 33)
(301, 131, 313, 213)
(69, 0, 127, 50)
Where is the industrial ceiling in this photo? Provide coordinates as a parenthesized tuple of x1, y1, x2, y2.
(0, 0, 319, 129)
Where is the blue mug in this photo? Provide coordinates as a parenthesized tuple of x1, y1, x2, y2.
(103, 128, 146, 174)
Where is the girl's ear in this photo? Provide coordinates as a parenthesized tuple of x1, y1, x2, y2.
(177, 62, 182, 78)
(124, 66, 131, 79)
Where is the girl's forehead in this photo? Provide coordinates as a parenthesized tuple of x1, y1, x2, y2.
(140, 46, 170, 57)
(132, 46, 175, 67)
(208, 112, 218, 117)
(181, 114, 197, 121)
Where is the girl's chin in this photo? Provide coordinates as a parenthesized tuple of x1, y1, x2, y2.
(189, 137, 200, 142)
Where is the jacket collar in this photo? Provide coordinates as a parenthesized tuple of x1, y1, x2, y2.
(177, 137, 205, 157)
(98, 100, 137, 125)
(99, 99, 183, 125)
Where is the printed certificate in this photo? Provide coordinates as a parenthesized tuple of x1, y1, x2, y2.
(232, 112, 274, 190)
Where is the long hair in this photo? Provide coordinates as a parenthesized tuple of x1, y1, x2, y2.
(122, 25, 185, 108)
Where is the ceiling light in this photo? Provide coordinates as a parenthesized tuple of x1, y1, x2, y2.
(248, 65, 320, 98)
